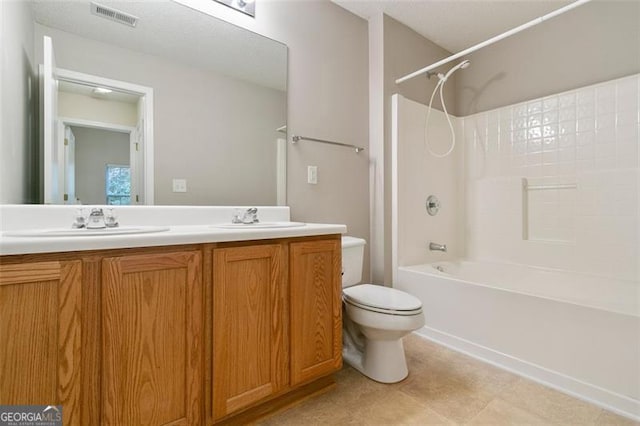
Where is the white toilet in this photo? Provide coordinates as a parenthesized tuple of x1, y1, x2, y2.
(341, 236, 425, 383)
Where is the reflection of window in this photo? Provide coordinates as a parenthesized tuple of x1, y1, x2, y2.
(106, 164, 131, 205)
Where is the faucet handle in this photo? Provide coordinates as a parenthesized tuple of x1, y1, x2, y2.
(231, 209, 243, 224)
(104, 208, 119, 228)
(72, 208, 88, 229)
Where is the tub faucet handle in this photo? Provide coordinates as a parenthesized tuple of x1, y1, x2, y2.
(429, 242, 447, 252)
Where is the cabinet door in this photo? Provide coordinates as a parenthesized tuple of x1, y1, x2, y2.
(0, 261, 82, 425)
(289, 239, 342, 386)
(101, 251, 203, 426)
(212, 244, 287, 420)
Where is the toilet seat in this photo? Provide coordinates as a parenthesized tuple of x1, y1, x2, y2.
(343, 284, 423, 316)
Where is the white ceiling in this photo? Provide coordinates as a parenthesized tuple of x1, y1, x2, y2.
(331, 0, 571, 53)
(30, 0, 287, 91)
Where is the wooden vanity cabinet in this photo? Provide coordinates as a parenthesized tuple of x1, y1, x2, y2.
(289, 239, 342, 386)
(208, 237, 342, 423)
(0, 234, 342, 425)
(0, 260, 82, 426)
(210, 244, 288, 421)
(101, 251, 203, 426)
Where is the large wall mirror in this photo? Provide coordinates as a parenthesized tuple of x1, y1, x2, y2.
(8, 0, 287, 206)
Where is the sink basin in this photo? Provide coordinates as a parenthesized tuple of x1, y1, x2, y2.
(4, 226, 171, 237)
(213, 222, 306, 229)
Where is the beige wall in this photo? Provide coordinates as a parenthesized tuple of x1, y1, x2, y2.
(384, 15, 457, 112)
(35, 23, 286, 207)
(72, 126, 130, 205)
(456, 0, 640, 115)
(0, 0, 38, 203)
(177, 0, 371, 280)
(58, 92, 138, 127)
(369, 15, 455, 284)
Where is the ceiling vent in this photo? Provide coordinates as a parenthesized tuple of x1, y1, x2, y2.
(90, 2, 139, 28)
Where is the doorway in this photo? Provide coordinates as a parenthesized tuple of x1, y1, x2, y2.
(61, 123, 136, 205)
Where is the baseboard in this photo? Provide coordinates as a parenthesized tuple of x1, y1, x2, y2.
(414, 326, 640, 421)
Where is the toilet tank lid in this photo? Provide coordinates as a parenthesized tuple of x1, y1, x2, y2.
(342, 236, 366, 248)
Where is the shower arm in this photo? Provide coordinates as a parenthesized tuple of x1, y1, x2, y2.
(395, 0, 592, 85)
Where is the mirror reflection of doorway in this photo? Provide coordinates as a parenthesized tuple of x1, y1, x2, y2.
(69, 126, 131, 205)
(42, 34, 154, 205)
(56, 78, 143, 205)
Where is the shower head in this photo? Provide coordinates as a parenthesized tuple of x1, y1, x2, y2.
(441, 59, 471, 81)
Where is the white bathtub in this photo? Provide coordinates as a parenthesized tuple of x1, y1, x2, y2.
(395, 260, 640, 420)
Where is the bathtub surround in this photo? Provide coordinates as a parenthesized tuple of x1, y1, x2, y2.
(464, 74, 639, 282)
(392, 73, 640, 419)
(391, 94, 464, 275)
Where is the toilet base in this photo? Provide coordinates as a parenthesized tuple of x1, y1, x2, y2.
(343, 337, 409, 383)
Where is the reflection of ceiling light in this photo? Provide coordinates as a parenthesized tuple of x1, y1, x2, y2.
(93, 87, 113, 95)
(213, 0, 255, 17)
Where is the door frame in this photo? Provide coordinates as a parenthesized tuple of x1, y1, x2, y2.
(56, 68, 154, 204)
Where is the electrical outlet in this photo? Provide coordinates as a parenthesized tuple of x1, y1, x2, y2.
(172, 178, 187, 192)
(307, 166, 318, 184)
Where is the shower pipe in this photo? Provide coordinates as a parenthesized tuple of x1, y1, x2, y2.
(395, 0, 592, 85)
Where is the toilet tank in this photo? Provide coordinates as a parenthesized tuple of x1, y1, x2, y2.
(341, 236, 366, 288)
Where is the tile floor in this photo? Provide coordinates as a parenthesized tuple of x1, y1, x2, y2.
(261, 334, 638, 425)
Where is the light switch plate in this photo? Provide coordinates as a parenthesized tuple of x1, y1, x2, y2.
(307, 166, 318, 184)
(172, 178, 187, 192)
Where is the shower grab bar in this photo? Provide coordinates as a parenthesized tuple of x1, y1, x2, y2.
(291, 135, 365, 153)
(395, 0, 592, 85)
(523, 183, 577, 191)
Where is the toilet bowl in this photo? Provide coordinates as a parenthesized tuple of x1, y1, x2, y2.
(341, 237, 425, 383)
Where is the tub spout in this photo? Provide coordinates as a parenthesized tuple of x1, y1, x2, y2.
(429, 242, 447, 252)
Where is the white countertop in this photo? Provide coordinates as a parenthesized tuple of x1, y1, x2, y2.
(0, 223, 346, 256)
(0, 205, 347, 256)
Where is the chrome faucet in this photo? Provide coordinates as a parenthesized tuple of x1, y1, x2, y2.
(429, 242, 447, 252)
(87, 208, 106, 229)
(232, 207, 259, 224)
(85, 208, 119, 229)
